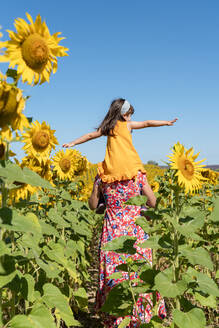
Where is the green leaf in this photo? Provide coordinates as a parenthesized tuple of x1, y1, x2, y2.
(20, 233, 41, 256)
(0, 161, 53, 189)
(101, 280, 133, 316)
(0, 240, 10, 256)
(209, 196, 219, 222)
(194, 292, 217, 309)
(124, 195, 147, 206)
(73, 288, 88, 309)
(43, 242, 68, 267)
(71, 221, 92, 238)
(39, 221, 59, 237)
(186, 267, 219, 297)
(42, 283, 81, 326)
(70, 199, 84, 209)
(20, 274, 35, 302)
(108, 272, 123, 280)
(103, 236, 137, 254)
(9, 303, 56, 328)
(48, 208, 70, 228)
(35, 258, 61, 279)
(0, 208, 42, 236)
(139, 209, 162, 221)
(6, 68, 18, 81)
(139, 265, 157, 287)
(167, 208, 205, 238)
(179, 245, 213, 270)
(65, 240, 77, 258)
(138, 236, 161, 250)
(0, 270, 17, 288)
(154, 268, 187, 297)
(60, 190, 72, 201)
(173, 308, 206, 328)
(135, 216, 162, 234)
(118, 317, 131, 328)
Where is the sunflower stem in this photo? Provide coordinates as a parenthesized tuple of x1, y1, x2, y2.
(173, 188, 180, 314)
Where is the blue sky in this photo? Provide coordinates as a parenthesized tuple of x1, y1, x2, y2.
(1, 0, 219, 165)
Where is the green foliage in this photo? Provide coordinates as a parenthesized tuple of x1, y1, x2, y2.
(0, 161, 100, 327)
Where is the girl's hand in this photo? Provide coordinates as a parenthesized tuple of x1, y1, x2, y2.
(166, 118, 178, 126)
(62, 142, 75, 148)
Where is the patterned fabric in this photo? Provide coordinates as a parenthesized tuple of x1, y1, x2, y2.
(95, 171, 166, 327)
(97, 121, 146, 183)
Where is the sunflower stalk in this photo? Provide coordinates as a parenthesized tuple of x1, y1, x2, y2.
(127, 267, 140, 322)
(173, 188, 180, 313)
(0, 145, 10, 319)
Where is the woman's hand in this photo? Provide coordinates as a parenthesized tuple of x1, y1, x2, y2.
(88, 183, 100, 210)
(166, 118, 178, 126)
(62, 142, 75, 148)
(142, 177, 156, 208)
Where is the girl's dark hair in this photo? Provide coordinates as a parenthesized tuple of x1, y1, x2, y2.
(98, 98, 134, 136)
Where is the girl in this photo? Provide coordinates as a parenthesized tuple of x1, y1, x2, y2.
(63, 98, 177, 183)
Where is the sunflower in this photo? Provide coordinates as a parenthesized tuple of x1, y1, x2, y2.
(168, 142, 205, 193)
(52, 149, 84, 180)
(0, 13, 68, 85)
(0, 78, 29, 131)
(200, 168, 219, 186)
(21, 155, 53, 182)
(10, 181, 37, 202)
(150, 181, 159, 193)
(22, 120, 58, 164)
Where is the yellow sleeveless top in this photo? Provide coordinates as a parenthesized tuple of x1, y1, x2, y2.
(98, 121, 146, 183)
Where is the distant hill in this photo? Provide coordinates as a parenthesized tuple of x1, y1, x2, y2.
(158, 165, 219, 171)
(206, 165, 219, 171)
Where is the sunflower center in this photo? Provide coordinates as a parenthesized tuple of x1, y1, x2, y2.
(21, 33, 49, 71)
(0, 143, 5, 158)
(181, 159, 194, 180)
(32, 130, 50, 150)
(59, 158, 71, 173)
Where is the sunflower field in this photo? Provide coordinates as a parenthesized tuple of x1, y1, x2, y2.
(0, 13, 219, 328)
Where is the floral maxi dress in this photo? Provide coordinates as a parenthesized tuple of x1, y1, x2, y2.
(95, 171, 166, 327)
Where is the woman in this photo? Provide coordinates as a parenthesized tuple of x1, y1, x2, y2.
(89, 171, 166, 327)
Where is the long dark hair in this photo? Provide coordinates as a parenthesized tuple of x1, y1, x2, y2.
(98, 98, 134, 136)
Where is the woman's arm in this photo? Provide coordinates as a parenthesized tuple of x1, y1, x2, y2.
(128, 118, 178, 130)
(88, 182, 100, 210)
(62, 129, 102, 148)
(142, 177, 157, 208)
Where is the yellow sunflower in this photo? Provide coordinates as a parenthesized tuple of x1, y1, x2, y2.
(168, 142, 205, 193)
(0, 78, 29, 131)
(200, 168, 219, 186)
(52, 149, 84, 180)
(0, 13, 68, 85)
(22, 120, 58, 164)
(21, 155, 53, 182)
(73, 164, 97, 200)
(10, 181, 37, 202)
(150, 181, 159, 193)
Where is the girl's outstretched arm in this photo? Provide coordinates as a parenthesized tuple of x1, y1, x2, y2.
(129, 118, 178, 130)
(62, 129, 102, 148)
